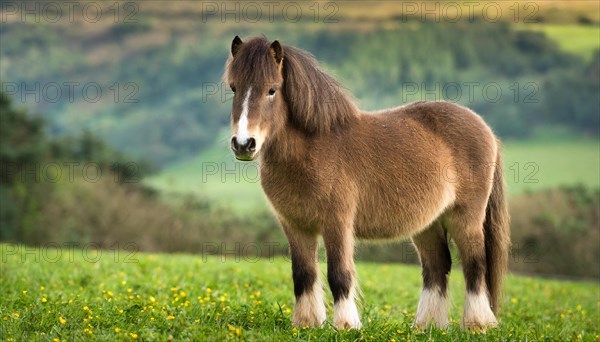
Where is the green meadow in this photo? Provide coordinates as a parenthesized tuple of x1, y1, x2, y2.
(516, 24, 600, 60)
(503, 138, 599, 195)
(147, 136, 600, 211)
(1, 244, 598, 341)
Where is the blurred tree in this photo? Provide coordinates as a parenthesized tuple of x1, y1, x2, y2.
(542, 50, 600, 136)
(0, 92, 47, 184)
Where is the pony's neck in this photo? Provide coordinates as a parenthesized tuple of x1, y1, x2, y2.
(261, 124, 309, 166)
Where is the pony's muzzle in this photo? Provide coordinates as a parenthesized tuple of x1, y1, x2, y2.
(231, 136, 256, 161)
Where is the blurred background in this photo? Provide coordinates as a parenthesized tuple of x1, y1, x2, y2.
(1, 1, 598, 279)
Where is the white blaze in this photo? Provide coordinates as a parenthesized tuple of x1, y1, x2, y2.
(236, 87, 252, 145)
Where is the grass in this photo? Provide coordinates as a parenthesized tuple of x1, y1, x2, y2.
(147, 135, 600, 211)
(1, 243, 598, 341)
(515, 23, 600, 60)
(503, 137, 600, 196)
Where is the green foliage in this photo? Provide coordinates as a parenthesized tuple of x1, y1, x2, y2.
(0, 92, 155, 242)
(0, 92, 47, 184)
(1, 244, 598, 340)
(509, 185, 600, 278)
(0, 93, 51, 241)
(541, 50, 600, 136)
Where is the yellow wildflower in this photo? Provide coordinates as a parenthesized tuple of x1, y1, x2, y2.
(115, 327, 121, 333)
(59, 317, 67, 325)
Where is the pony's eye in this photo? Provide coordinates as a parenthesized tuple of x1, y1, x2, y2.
(230, 85, 236, 93)
(268, 88, 276, 96)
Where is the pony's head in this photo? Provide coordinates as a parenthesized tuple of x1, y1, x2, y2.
(224, 36, 358, 161)
(224, 36, 287, 161)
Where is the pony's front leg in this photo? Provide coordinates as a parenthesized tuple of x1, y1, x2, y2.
(283, 223, 326, 327)
(323, 225, 362, 330)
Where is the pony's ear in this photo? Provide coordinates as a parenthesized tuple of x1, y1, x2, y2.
(231, 36, 243, 57)
(270, 40, 283, 64)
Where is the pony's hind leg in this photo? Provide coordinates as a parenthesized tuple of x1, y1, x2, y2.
(446, 209, 497, 330)
(283, 223, 326, 327)
(412, 222, 452, 329)
(322, 225, 362, 329)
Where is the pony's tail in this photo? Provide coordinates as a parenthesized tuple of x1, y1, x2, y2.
(484, 148, 511, 314)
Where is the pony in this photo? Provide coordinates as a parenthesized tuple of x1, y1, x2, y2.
(223, 36, 510, 330)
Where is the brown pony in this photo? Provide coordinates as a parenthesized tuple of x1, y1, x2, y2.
(224, 36, 510, 330)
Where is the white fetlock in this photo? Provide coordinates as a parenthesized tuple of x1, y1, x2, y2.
(334, 297, 362, 329)
(461, 292, 498, 331)
(414, 287, 450, 329)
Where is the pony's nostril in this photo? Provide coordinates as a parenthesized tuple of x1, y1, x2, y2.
(248, 138, 256, 151)
(231, 137, 240, 151)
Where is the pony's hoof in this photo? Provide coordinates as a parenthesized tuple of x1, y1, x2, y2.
(292, 311, 326, 328)
(462, 292, 498, 331)
(413, 318, 449, 331)
(334, 298, 362, 329)
(291, 318, 324, 328)
(461, 318, 498, 331)
(334, 318, 362, 330)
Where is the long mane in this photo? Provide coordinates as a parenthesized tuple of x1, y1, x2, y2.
(281, 43, 359, 134)
(225, 37, 359, 134)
